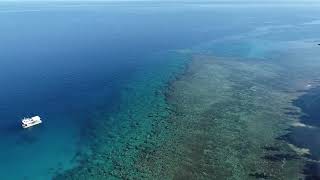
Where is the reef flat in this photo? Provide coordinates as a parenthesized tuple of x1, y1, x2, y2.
(144, 40, 320, 179)
(135, 55, 306, 179)
(55, 41, 320, 179)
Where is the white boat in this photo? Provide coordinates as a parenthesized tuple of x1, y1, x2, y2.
(22, 116, 42, 128)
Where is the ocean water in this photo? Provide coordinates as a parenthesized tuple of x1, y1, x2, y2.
(1, 2, 320, 179)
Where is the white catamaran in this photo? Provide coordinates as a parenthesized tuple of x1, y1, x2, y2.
(22, 116, 42, 128)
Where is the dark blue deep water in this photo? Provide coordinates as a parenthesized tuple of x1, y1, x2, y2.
(0, 2, 245, 179)
(1, 2, 320, 179)
(289, 87, 320, 179)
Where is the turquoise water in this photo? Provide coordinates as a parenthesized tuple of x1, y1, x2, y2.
(1, 2, 320, 179)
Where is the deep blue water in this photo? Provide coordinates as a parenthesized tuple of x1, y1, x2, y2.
(288, 87, 320, 179)
(0, 2, 247, 179)
(1, 2, 320, 179)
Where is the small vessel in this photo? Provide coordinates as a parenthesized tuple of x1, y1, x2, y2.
(22, 116, 42, 128)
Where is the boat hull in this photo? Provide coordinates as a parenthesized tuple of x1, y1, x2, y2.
(22, 116, 42, 128)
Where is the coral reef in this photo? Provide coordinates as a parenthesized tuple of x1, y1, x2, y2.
(55, 43, 320, 179)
